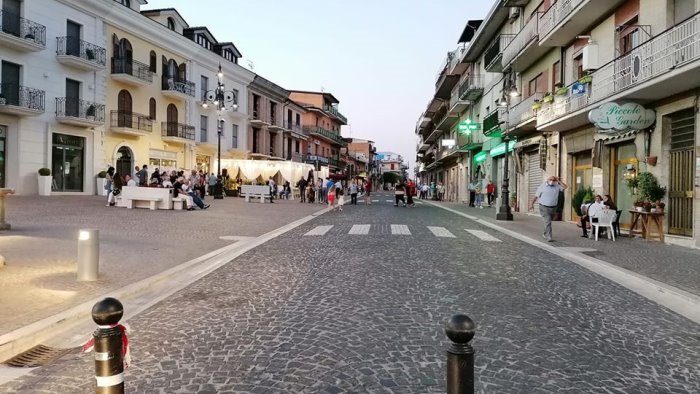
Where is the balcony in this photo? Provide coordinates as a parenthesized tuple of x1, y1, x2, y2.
(161, 78, 195, 100)
(303, 154, 330, 166)
(287, 152, 304, 163)
(484, 34, 514, 73)
(268, 115, 285, 132)
(249, 110, 269, 127)
(323, 104, 348, 125)
(483, 108, 505, 138)
(110, 58, 153, 87)
(448, 88, 469, 114)
(0, 84, 44, 116)
(538, 0, 627, 47)
(109, 111, 151, 136)
(285, 122, 305, 136)
(161, 122, 195, 144)
(0, 11, 45, 51)
(303, 125, 345, 145)
(503, 0, 529, 5)
(56, 37, 106, 71)
(458, 75, 484, 101)
(506, 92, 545, 137)
(502, 13, 549, 72)
(538, 12, 700, 131)
(328, 157, 346, 169)
(55, 98, 104, 127)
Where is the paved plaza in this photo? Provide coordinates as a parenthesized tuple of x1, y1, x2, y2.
(1, 194, 698, 393)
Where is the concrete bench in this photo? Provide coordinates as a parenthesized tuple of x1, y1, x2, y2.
(240, 185, 271, 203)
(171, 196, 187, 210)
(121, 186, 173, 210)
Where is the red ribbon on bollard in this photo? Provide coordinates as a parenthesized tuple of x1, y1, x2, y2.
(82, 323, 131, 368)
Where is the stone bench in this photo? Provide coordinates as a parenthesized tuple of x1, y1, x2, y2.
(240, 185, 271, 203)
(120, 186, 173, 210)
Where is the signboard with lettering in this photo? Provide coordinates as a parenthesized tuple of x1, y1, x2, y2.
(588, 102, 655, 132)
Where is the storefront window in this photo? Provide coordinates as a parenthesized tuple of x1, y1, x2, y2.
(571, 152, 592, 220)
(613, 143, 638, 226)
(51, 133, 85, 192)
(196, 155, 211, 173)
(149, 158, 177, 171)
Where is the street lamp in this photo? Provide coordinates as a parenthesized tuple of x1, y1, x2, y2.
(495, 78, 519, 221)
(202, 64, 238, 199)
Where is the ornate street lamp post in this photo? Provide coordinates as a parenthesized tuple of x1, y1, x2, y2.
(202, 64, 238, 199)
(495, 79, 519, 221)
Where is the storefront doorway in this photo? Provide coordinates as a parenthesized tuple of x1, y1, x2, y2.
(196, 155, 211, 174)
(51, 133, 84, 192)
(116, 146, 133, 178)
(612, 143, 638, 227)
(0, 126, 6, 188)
(571, 152, 592, 220)
(668, 108, 695, 236)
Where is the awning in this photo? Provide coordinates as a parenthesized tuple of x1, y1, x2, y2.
(593, 129, 640, 143)
(513, 136, 541, 150)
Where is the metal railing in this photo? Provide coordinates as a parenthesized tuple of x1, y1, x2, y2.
(161, 78, 195, 97)
(0, 11, 46, 47)
(323, 104, 348, 124)
(286, 121, 304, 134)
(538, 0, 585, 39)
(483, 108, 504, 136)
(56, 36, 106, 67)
(110, 110, 152, 132)
(110, 57, 153, 83)
(251, 109, 266, 122)
(303, 125, 345, 145)
(458, 75, 484, 100)
(508, 92, 545, 127)
(288, 152, 303, 162)
(161, 122, 195, 140)
(537, 12, 700, 126)
(484, 34, 515, 71)
(303, 154, 330, 164)
(502, 13, 540, 67)
(55, 98, 105, 122)
(0, 83, 45, 111)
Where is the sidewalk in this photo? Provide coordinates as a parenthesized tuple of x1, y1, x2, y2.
(0, 194, 325, 336)
(434, 202, 700, 297)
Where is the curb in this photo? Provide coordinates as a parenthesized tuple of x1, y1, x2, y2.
(426, 201, 700, 325)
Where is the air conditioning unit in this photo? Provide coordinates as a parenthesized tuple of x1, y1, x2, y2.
(508, 7, 520, 22)
(582, 44, 599, 72)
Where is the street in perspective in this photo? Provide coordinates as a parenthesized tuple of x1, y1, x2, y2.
(1, 0, 700, 393)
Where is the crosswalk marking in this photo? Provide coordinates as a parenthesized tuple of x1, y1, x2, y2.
(349, 224, 371, 235)
(427, 226, 455, 238)
(304, 225, 334, 236)
(391, 224, 411, 235)
(372, 200, 379, 202)
(465, 229, 501, 242)
(385, 200, 394, 202)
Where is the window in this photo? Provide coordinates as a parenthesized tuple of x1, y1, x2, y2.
(232, 88, 239, 107)
(149, 51, 156, 73)
(295, 113, 301, 126)
(295, 141, 300, 153)
(573, 54, 584, 80)
(149, 98, 156, 120)
(115, 0, 130, 7)
(200, 75, 208, 101)
(231, 124, 238, 149)
(200, 115, 208, 142)
(552, 60, 561, 88)
(167, 17, 175, 31)
(619, 21, 640, 54)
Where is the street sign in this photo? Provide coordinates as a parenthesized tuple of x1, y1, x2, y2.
(458, 119, 481, 133)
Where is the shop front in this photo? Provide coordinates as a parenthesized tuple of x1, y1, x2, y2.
(561, 126, 596, 222)
(51, 133, 85, 192)
(148, 149, 178, 173)
(196, 154, 212, 174)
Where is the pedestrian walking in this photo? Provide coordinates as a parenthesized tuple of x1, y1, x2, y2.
(349, 182, 358, 205)
(364, 179, 373, 205)
(207, 173, 218, 196)
(104, 167, 114, 206)
(474, 181, 483, 208)
(486, 180, 496, 206)
(530, 176, 567, 242)
(327, 184, 336, 210)
(107, 172, 124, 207)
(468, 180, 476, 207)
(334, 180, 344, 211)
(430, 181, 437, 200)
(394, 181, 406, 207)
(406, 179, 416, 207)
(297, 177, 307, 203)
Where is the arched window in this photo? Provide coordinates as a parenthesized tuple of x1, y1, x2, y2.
(166, 104, 177, 124)
(167, 17, 175, 31)
(167, 59, 178, 80)
(178, 63, 187, 82)
(149, 98, 156, 120)
(117, 90, 132, 127)
(149, 51, 156, 73)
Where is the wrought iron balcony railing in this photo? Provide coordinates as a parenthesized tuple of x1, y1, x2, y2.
(303, 125, 345, 145)
(161, 78, 195, 96)
(111, 57, 154, 83)
(0, 11, 46, 47)
(458, 75, 484, 100)
(110, 111, 152, 132)
(56, 36, 106, 66)
(56, 98, 105, 122)
(161, 122, 195, 140)
(0, 83, 45, 111)
(323, 104, 348, 124)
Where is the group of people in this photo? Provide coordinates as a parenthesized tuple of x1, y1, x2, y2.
(578, 194, 617, 238)
(103, 165, 212, 211)
(393, 179, 417, 207)
(295, 177, 374, 208)
(468, 179, 496, 208)
(417, 181, 445, 201)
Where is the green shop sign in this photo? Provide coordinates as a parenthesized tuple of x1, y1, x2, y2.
(457, 118, 481, 134)
(473, 151, 487, 163)
(489, 140, 516, 157)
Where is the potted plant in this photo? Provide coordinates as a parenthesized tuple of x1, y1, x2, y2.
(637, 172, 666, 204)
(86, 48, 95, 60)
(642, 201, 653, 212)
(645, 156, 658, 166)
(37, 168, 52, 196)
(86, 104, 96, 120)
(578, 75, 593, 84)
(225, 179, 239, 197)
(572, 186, 594, 217)
(654, 201, 666, 213)
(96, 171, 108, 196)
(634, 201, 644, 212)
(555, 86, 569, 96)
(531, 100, 542, 111)
(542, 93, 554, 104)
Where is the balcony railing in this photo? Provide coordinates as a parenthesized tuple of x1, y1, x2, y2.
(502, 13, 540, 67)
(538, 0, 585, 39)
(483, 109, 505, 137)
(161, 122, 195, 140)
(0, 83, 45, 111)
(0, 11, 46, 47)
(288, 152, 304, 162)
(110, 111, 152, 132)
(56, 36, 106, 67)
(323, 104, 348, 124)
(538, 11, 700, 126)
(328, 157, 346, 168)
(435, 50, 458, 84)
(286, 121, 304, 134)
(508, 92, 545, 128)
(303, 154, 330, 165)
(484, 34, 515, 72)
(56, 98, 105, 122)
(303, 125, 345, 145)
(111, 57, 153, 83)
(162, 78, 195, 97)
(458, 75, 484, 100)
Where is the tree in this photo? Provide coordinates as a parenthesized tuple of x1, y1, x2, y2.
(382, 172, 400, 185)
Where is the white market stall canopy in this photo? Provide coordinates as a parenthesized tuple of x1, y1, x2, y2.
(218, 159, 329, 183)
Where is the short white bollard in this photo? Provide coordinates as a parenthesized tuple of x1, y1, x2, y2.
(77, 229, 99, 281)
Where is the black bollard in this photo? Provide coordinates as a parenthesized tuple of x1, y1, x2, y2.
(445, 314, 476, 394)
(91, 297, 125, 394)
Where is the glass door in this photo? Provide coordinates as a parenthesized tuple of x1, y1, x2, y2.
(571, 152, 592, 221)
(51, 133, 84, 192)
(0, 126, 6, 188)
(612, 143, 638, 227)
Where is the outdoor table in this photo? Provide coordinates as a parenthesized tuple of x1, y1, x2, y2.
(628, 210, 664, 242)
(0, 188, 16, 230)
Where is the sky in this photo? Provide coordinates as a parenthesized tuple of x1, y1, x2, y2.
(143, 0, 493, 174)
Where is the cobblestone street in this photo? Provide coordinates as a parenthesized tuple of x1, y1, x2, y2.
(2, 195, 698, 393)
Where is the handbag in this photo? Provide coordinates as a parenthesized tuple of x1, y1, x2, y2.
(112, 188, 121, 196)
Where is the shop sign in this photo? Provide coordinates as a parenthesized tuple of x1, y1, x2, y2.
(441, 139, 456, 147)
(588, 102, 655, 132)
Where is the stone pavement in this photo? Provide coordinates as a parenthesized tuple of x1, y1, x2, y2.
(0, 194, 325, 335)
(1, 197, 698, 393)
(431, 201, 700, 297)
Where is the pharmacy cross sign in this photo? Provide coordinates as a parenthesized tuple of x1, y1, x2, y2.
(588, 102, 655, 132)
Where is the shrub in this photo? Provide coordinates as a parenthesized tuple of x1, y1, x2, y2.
(636, 172, 666, 202)
(572, 186, 594, 216)
(38, 168, 51, 176)
(97, 171, 107, 178)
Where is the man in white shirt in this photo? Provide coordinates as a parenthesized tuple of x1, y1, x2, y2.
(530, 176, 568, 242)
(581, 195, 603, 238)
(125, 174, 137, 187)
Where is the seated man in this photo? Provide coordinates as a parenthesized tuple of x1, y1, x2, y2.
(581, 195, 603, 238)
(125, 174, 138, 187)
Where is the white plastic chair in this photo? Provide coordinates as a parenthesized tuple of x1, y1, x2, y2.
(590, 209, 617, 241)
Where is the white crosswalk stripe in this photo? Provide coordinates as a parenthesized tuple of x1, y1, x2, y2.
(465, 229, 501, 242)
(349, 224, 371, 235)
(304, 225, 334, 236)
(391, 224, 411, 235)
(372, 200, 379, 202)
(385, 200, 393, 202)
(427, 226, 455, 238)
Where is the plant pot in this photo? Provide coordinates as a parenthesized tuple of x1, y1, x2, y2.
(225, 189, 239, 197)
(635, 207, 643, 212)
(645, 156, 658, 166)
(650, 208, 657, 213)
(96, 178, 108, 196)
(38, 175, 52, 196)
